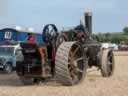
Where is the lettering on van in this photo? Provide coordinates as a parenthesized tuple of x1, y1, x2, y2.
(4, 32, 12, 39)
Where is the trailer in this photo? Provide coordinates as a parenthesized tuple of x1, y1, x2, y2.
(0, 28, 43, 43)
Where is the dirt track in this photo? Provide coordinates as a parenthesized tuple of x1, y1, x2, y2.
(0, 51, 128, 96)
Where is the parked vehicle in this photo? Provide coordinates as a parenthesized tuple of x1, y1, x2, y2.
(101, 43, 118, 50)
(0, 43, 23, 73)
(118, 44, 128, 51)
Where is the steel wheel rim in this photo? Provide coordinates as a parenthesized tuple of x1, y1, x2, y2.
(68, 44, 85, 83)
(107, 52, 113, 75)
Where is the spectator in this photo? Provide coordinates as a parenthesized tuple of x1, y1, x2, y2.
(26, 33, 35, 41)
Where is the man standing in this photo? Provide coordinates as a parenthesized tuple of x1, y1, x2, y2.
(26, 33, 35, 41)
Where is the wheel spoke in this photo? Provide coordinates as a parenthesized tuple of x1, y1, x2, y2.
(72, 47, 79, 56)
(50, 28, 54, 32)
(69, 55, 72, 62)
(69, 51, 74, 63)
(108, 61, 112, 65)
(76, 68, 83, 73)
(107, 53, 113, 74)
(70, 69, 79, 81)
(46, 29, 49, 33)
(108, 60, 112, 72)
(69, 51, 73, 57)
(68, 65, 73, 71)
(70, 70, 75, 79)
(108, 55, 112, 65)
(75, 57, 84, 62)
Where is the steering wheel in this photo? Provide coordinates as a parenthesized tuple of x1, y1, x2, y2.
(42, 24, 58, 44)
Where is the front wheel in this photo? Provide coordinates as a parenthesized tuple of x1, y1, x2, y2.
(100, 49, 114, 77)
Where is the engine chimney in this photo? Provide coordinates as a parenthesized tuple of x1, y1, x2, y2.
(84, 12, 92, 35)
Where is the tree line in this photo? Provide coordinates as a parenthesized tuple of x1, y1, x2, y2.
(93, 26, 128, 44)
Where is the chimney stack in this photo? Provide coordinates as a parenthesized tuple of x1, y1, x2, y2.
(84, 12, 92, 35)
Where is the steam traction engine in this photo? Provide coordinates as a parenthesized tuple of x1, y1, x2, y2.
(16, 12, 114, 86)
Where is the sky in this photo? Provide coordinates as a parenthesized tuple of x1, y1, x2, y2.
(0, 0, 128, 33)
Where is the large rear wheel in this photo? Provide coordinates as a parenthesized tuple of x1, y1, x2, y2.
(55, 42, 87, 86)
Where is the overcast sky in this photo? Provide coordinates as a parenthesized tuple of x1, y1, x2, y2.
(0, 0, 127, 33)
